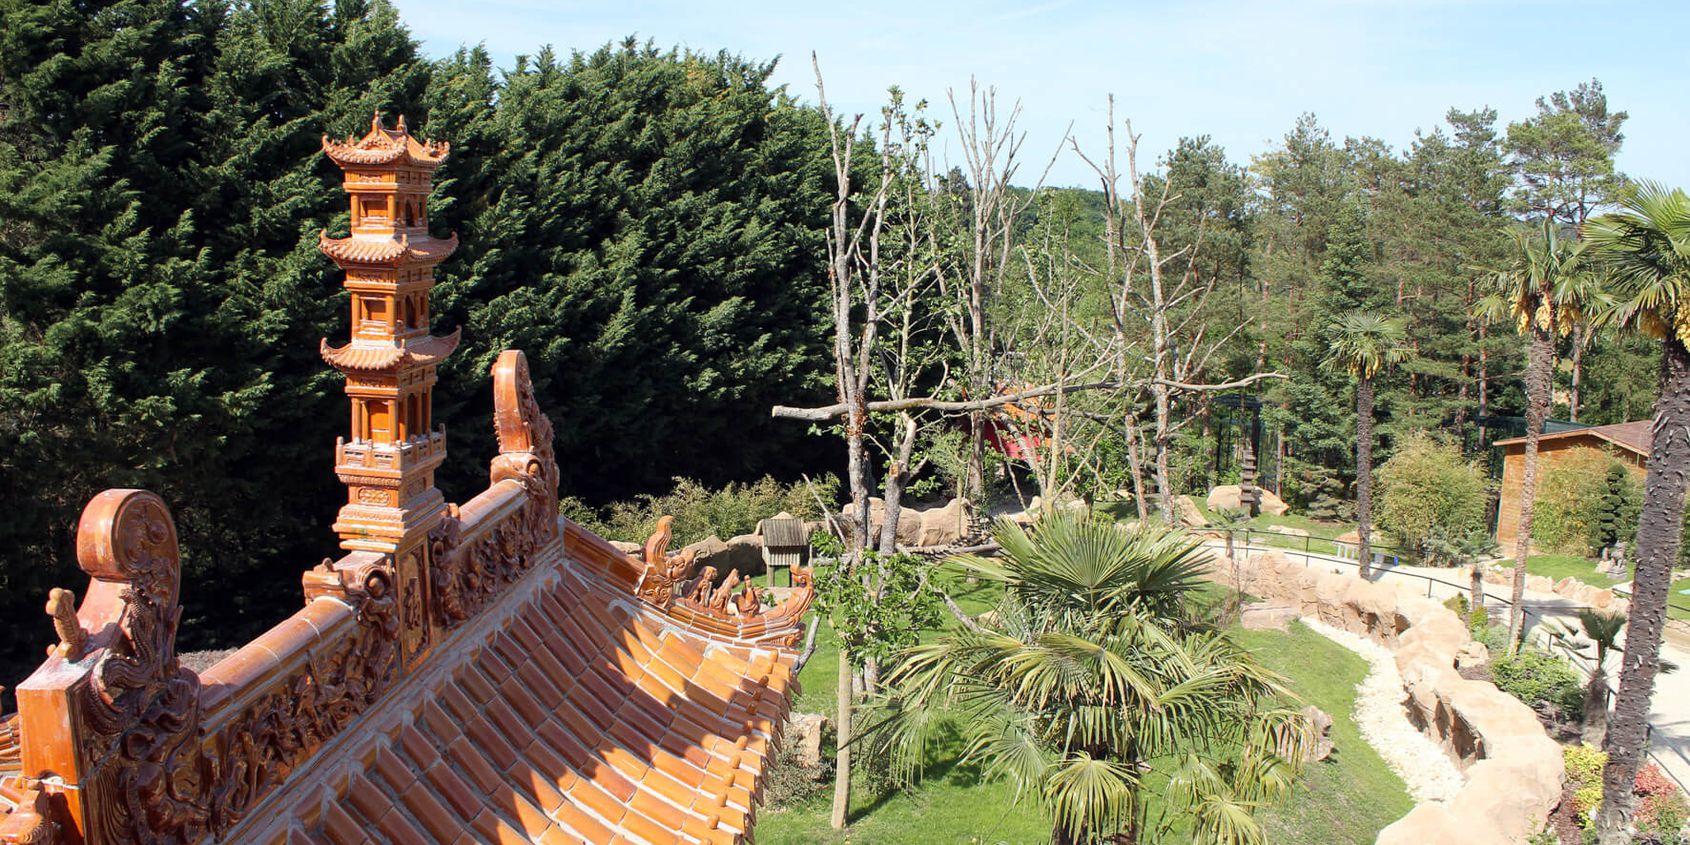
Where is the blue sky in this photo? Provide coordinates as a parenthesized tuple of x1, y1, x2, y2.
(392, 0, 1689, 189)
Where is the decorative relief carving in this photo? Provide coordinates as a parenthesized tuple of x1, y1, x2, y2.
(195, 565, 397, 836)
(11, 491, 406, 845)
(70, 490, 209, 845)
(427, 350, 559, 632)
(397, 549, 429, 663)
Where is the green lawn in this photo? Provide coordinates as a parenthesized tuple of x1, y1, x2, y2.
(1238, 622, 1417, 845)
(761, 571, 1050, 845)
(1525, 553, 1621, 589)
(759, 568, 1415, 845)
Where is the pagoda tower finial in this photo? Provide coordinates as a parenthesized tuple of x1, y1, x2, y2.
(318, 111, 456, 666)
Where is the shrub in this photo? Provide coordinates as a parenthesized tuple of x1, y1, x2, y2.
(1565, 751, 1690, 838)
(561, 474, 840, 546)
(1564, 743, 1608, 786)
(1375, 433, 1490, 565)
(1444, 593, 1469, 617)
(1491, 649, 1583, 720)
(1635, 763, 1690, 837)
(1533, 447, 1641, 556)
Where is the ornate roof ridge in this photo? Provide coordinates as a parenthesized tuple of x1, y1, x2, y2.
(320, 110, 449, 168)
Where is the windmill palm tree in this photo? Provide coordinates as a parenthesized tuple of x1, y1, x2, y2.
(1475, 219, 1592, 650)
(1580, 182, 1690, 843)
(1322, 313, 1409, 580)
(1548, 608, 1629, 748)
(869, 511, 1312, 845)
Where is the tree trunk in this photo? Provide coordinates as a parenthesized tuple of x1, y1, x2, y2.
(1508, 326, 1554, 651)
(966, 410, 987, 504)
(1478, 319, 1490, 447)
(1123, 413, 1149, 522)
(1356, 377, 1375, 579)
(832, 400, 870, 829)
(1470, 562, 1486, 613)
(1584, 667, 1609, 748)
(1152, 384, 1174, 523)
(1570, 324, 1585, 423)
(1595, 338, 1690, 844)
(831, 646, 853, 830)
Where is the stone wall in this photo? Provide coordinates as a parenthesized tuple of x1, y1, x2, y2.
(1219, 551, 1564, 845)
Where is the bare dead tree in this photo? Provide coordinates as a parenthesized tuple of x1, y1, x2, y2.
(931, 80, 1064, 504)
(1072, 99, 1285, 523)
(780, 68, 1111, 830)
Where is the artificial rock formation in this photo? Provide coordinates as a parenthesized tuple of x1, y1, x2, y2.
(0, 114, 812, 845)
(1206, 484, 1290, 517)
(1212, 551, 1564, 845)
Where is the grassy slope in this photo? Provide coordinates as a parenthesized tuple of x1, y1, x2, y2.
(1525, 553, 1621, 589)
(1240, 622, 1417, 845)
(760, 569, 1415, 845)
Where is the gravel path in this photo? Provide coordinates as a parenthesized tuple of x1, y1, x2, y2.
(1300, 617, 1467, 804)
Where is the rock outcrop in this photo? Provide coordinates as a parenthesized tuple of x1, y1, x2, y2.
(681, 532, 767, 579)
(1206, 484, 1290, 516)
(1210, 551, 1564, 845)
(1173, 495, 1207, 527)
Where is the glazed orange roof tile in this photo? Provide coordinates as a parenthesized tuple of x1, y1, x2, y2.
(0, 113, 812, 845)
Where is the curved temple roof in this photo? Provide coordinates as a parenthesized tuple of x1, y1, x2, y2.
(321, 111, 451, 169)
(318, 230, 460, 266)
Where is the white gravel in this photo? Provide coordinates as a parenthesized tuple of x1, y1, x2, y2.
(1299, 617, 1467, 804)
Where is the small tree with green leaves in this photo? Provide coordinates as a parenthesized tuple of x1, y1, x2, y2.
(1375, 433, 1491, 565)
(1549, 609, 1629, 748)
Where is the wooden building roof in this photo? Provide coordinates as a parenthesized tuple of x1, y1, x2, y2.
(1492, 419, 1653, 457)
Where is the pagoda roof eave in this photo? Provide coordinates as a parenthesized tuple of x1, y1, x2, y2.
(319, 327, 462, 373)
(319, 112, 449, 168)
(317, 230, 459, 266)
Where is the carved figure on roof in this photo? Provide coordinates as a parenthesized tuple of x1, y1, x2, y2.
(44, 588, 82, 660)
(733, 584, 763, 618)
(0, 787, 55, 844)
(708, 570, 742, 617)
(686, 566, 718, 604)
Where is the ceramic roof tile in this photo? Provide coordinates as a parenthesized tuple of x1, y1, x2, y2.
(238, 530, 807, 845)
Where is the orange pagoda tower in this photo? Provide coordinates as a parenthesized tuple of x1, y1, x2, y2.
(319, 113, 460, 663)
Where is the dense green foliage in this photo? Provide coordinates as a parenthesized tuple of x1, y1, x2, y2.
(1491, 648, 1585, 720)
(0, 0, 836, 687)
(1374, 434, 1491, 562)
(1531, 447, 1640, 556)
